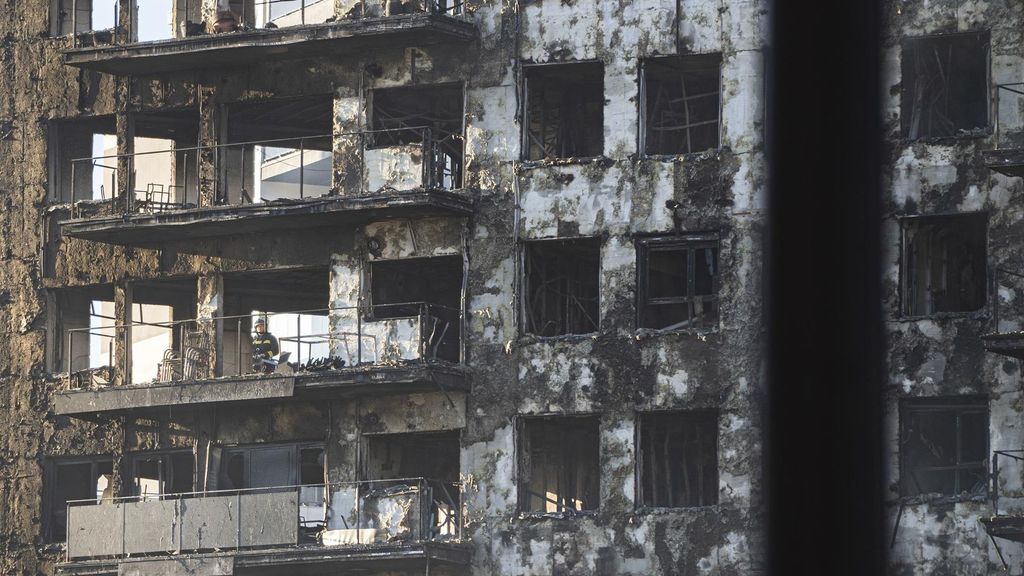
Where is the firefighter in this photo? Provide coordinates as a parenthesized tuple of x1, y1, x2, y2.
(251, 317, 280, 372)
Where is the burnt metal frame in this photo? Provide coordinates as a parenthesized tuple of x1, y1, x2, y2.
(634, 409, 719, 510)
(515, 414, 601, 515)
(520, 61, 605, 161)
(636, 234, 720, 331)
(897, 397, 989, 498)
(44, 455, 115, 543)
(901, 30, 991, 140)
(520, 236, 602, 337)
(638, 54, 723, 157)
(897, 211, 989, 318)
(217, 441, 325, 490)
(124, 449, 195, 499)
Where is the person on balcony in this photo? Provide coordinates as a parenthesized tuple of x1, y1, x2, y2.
(251, 318, 280, 373)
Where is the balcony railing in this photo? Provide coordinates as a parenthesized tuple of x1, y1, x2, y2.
(63, 302, 462, 388)
(67, 127, 462, 217)
(64, 477, 463, 561)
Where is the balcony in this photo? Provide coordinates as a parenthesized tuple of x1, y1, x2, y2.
(58, 478, 468, 575)
(983, 83, 1024, 177)
(981, 268, 1024, 359)
(54, 302, 468, 418)
(59, 128, 471, 245)
(980, 450, 1024, 570)
(62, 1, 476, 76)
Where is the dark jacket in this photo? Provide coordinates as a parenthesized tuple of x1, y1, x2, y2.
(253, 332, 280, 359)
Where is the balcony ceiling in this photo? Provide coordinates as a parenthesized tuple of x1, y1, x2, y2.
(63, 14, 478, 76)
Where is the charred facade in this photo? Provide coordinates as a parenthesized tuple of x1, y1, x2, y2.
(0, 1, 766, 575)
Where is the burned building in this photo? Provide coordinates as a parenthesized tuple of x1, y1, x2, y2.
(884, 1, 1024, 575)
(0, 1, 766, 575)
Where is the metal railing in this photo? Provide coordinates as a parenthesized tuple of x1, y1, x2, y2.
(990, 449, 1024, 515)
(65, 476, 464, 561)
(994, 83, 1024, 150)
(68, 127, 462, 216)
(992, 267, 1024, 334)
(64, 302, 463, 388)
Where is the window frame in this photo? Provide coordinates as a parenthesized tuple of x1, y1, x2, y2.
(217, 441, 325, 490)
(520, 60, 606, 162)
(124, 449, 195, 499)
(898, 211, 988, 318)
(520, 236, 603, 338)
(515, 414, 602, 515)
(45, 455, 115, 543)
(898, 396, 989, 499)
(635, 409, 720, 510)
(636, 233, 720, 332)
(639, 54, 723, 157)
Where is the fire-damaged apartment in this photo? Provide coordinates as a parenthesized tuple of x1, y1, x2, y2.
(0, 0, 770, 574)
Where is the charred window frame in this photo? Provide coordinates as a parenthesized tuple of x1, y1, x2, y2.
(522, 237, 601, 337)
(899, 397, 988, 498)
(637, 410, 718, 508)
(637, 234, 719, 331)
(522, 62, 605, 161)
(48, 285, 117, 374)
(900, 212, 987, 317)
(217, 442, 324, 490)
(45, 456, 114, 542)
(901, 31, 990, 139)
(640, 54, 722, 156)
(47, 116, 117, 204)
(125, 450, 195, 498)
(517, 415, 601, 514)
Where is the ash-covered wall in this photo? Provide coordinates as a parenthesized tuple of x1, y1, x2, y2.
(0, 1, 766, 575)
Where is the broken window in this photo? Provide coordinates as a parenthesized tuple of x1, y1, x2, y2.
(46, 456, 114, 542)
(223, 267, 330, 374)
(48, 116, 116, 203)
(50, 0, 117, 36)
(518, 416, 600, 513)
(901, 213, 987, 316)
(127, 450, 194, 499)
(637, 234, 719, 331)
(369, 84, 464, 189)
(224, 95, 333, 205)
(642, 54, 721, 155)
(523, 62, 604, 160)
(902, 31, 990, 139)
(523, 238, 601, 336)
(900, 397, 988, 497)
(218, 443, 324, 490)
(51, 285, 116, 379)
(637, 411, 718, 508)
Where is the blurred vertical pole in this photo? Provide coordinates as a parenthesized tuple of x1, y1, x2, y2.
(766, 0, 885, 575)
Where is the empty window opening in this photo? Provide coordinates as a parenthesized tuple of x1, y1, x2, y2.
(637, 234, 719, 331)
(519, 416, 600, 513)
(130, 109, 200, 213)
(523, 238, 600, 337)
(135, 0, 176, 41)
(900, 397, 988, 497)
(52, 285, 116, 379)
(47, 457, 114, 542)
(224, 95, 333, 205)
(128, 451, 194, 499)
(368, 255, 462, 362)
(49, 116, 116, 203)
(51, 0, 117, 36)
(223, 267, 330, 374)
(128, 277, 197, 384)
(642, 54, 721, 155)
(369, 84, 464, 189)
(523, 62, 604, 160)
(902, 31, 990, 139)
(638, 411, 718, 508)
(364, 430, 461, 536)
(901, 213, 987, 316)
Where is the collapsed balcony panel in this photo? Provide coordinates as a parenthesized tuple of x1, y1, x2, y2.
(59, 190, 474, 246)
(62, 14, 478, 76)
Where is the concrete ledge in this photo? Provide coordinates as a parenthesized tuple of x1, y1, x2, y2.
(55, 376, 296, 416)
(982, 332, 1024, 360)
(983, 149, 1024, 178)
(60, 191, 474, 246)
(63, 14, 478, 75)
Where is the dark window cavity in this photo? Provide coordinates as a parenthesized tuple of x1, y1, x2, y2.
(48, 116, 116, 204)
(47, 457, 114, 541)
(642, 54, 722, 155)
(901, 213, 987, 316)
(50, 285, 116, 376)
(370, 84, 464, 189)
(637, 411, 718, 508)
(523, 62, 604, 160)
(901, 31, 990, 139)
(523, 238, 601, 337)
(518, 416, 600, 514)
(127, 451, 194, 498)
(637, 234, 719, 330)
(900, 397, 988, 497)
